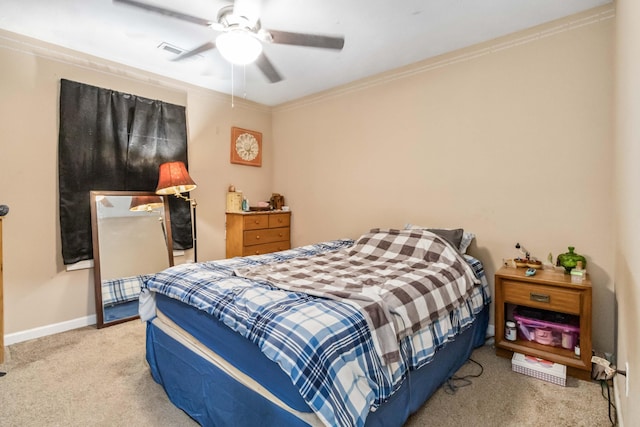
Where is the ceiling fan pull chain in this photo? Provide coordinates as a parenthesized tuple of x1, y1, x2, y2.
(231, 63, 235, 108)
(242, 65, 247, 99)
(243, 65, 247, 99)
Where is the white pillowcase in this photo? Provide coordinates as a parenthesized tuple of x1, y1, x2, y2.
(458, 231, 476, 253)
(404, 223, 476, 254)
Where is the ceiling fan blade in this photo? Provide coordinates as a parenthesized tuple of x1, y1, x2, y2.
(267, 30, 344, 50)
(172, 41, 216, 61)
(113, 0, 213, 27)
(255, 53, 283, 83)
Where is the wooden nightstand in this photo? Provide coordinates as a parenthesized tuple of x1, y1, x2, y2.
(494, 266, 592, 380)
(225, 211, 291, 258)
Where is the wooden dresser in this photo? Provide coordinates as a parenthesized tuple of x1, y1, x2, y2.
(225, 211, 291, 258)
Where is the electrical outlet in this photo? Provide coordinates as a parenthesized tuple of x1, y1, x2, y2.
(626, 362, 630, 397)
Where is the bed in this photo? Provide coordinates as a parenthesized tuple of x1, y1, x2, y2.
(140, 228, 491, 427)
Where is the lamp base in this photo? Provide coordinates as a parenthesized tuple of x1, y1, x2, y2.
(192, 202, 197, 263)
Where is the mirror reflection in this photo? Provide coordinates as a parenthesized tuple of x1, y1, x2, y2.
(90, 191, 174, 328)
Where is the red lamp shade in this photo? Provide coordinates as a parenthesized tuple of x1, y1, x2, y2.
(129, 195, 164, 212)
(156, 161, 197, 195)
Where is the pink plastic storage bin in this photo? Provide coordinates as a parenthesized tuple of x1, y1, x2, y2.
(513, 311, 579, 349)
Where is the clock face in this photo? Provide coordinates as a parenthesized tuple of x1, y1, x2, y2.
(235, 133, 259, 161)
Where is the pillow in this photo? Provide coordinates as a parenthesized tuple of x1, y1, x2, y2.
(458, 231, 476, 253)
(404, 223, 475, 253)
(427, 228, 464, 249)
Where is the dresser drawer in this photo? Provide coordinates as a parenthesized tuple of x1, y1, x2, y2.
(269, 213, 290, 228)
(243, 215, 269, 230)
(243, 227, 290, 246)
(502, 280, 581, 314)
(242, 241, 291, 256)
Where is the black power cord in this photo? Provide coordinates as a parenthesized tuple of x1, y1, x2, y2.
(599, 379, 617, 426)
(443, 358, 484, 395)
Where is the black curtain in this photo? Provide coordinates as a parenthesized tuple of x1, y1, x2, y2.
(58, 79, 192, 265)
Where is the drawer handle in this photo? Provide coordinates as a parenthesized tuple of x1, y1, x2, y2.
(278, 218, 283, 223)
(255, 235, 260, 240)
(530, 292, 550, 303)
(278, 233, 283, 237)
(254, 220, 260, 224)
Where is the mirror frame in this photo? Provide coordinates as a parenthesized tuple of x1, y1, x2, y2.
(90, 190, 174, 328)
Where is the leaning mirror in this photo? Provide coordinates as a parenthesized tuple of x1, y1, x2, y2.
(90, 190, 174, 328)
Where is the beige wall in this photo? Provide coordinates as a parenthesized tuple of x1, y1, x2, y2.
(273, 7, 616, 354)
(0, 31, 272, 336)
(614, 0, 639, 423)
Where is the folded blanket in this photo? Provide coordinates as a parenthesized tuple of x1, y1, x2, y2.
(235, 228, 480, 364)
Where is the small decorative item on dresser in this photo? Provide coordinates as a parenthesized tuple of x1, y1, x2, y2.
(249, 202, 271, 211)
(226, 187, 243, 213)
(527, 259, 543, 269)
(557, 246, 587, 273)
(570, 261, 586, 283)
(514, 258, 528, 268)
(270, 193, 285, 210)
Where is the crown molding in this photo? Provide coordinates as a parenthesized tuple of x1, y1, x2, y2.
(0, 29, 270, 113)
(274, 4, 615, 113)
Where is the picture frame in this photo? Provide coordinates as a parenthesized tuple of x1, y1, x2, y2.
(230, 127, 262, 167)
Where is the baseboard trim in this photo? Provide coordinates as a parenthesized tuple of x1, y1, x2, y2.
(614, 375, 624, 427)
(487, 323, 495, 337)
(4, 315, 96, 346)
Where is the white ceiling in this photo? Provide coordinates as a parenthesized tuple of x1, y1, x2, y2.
(0, 0, 611, 106)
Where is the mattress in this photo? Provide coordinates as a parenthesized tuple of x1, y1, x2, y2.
(146, 302, 489, 427)
(142, 233, 491, 426)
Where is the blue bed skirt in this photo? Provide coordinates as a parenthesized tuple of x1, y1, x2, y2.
(145, 299, 489, 427)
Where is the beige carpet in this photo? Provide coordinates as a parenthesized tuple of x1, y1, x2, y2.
(0, 320, 615, 426)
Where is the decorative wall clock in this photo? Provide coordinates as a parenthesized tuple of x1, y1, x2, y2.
(230, 127, 262, 167)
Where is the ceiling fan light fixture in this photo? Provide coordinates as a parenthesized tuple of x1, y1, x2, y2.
(216, 30, 263, 65)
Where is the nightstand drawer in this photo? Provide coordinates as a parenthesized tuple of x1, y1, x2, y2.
(243, 227, 290, 246)
(502, 280, 581, 314)
(242, 241, 291, 256)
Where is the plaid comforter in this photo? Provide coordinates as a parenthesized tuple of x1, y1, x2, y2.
(235, 228, 480, 364)
(143, 234, 490, 427)
(102, 273, 152, 306)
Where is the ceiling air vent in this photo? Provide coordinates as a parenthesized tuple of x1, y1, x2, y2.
(157, 42, 185, 56)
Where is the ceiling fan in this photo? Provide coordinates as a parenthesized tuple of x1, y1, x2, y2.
(113, 0, 345, 83)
